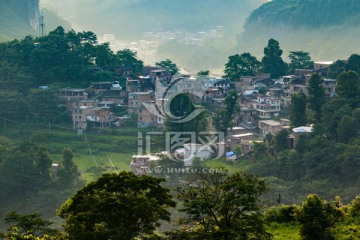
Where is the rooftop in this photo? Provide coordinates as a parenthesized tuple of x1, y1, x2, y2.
(60, 88, 86, 92)
(259, 120, 283, 126)
(292, 126, 313, 133)
(231, 133, 255, 138)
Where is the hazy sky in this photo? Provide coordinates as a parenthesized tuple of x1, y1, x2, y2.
(40, 0, 266, 38)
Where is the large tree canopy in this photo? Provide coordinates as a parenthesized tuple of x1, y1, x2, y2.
(335, 71, 360, 99)
(224, 52, 262, 80)
(155, 59, 179, 75)
(262, 39, 287, 78)
(288, 51, 314, 73)
(58, 172, 176, 240)
(173, 171, 271, 240)
(308, 73, 326, 122)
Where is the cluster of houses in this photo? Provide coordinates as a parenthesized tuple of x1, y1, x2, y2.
(128, 62, 335, 174)
(56, 61, 335, 173)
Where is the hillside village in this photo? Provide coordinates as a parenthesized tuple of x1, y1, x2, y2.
(57, 61, 336, 173)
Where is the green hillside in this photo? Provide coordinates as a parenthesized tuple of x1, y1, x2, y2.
(246, 0, 360, 28)
(237, 0, 360, 61)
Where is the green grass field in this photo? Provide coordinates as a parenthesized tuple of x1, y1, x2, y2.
(1, 124, 141, 182)
(266, 220, 360, 240)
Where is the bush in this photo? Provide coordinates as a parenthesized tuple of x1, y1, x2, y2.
(264, 204, 299, 223)
(350, 195, 360, 218)
(297, 194, 343, 240)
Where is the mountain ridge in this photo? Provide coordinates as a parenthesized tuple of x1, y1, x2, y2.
(237, 0, 360, 61)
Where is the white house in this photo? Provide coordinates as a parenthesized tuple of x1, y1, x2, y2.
(175, 143, 214, 167)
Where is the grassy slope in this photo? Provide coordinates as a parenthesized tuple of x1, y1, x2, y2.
(1, 124, 140, 182)
(267, 221, 360, 240)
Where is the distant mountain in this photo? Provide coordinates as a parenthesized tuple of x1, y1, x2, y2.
(42, 0, 265, 40)
(237, 0, 360, 61)
(246, 0, 360, 29)
(0, 0, 70, 41)
(0, 0, 39, 40)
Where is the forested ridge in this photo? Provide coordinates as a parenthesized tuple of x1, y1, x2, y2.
(245, 0, 360, 29)
(238, 0, 360, 61)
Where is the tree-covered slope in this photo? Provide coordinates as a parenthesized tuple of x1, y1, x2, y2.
(237, 0, 360, 61)
(246, 0, 360, 29)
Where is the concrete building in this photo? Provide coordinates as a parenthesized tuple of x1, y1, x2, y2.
(323, 79, 337, 96)
(175, 143, 214, 167)
(59, 88, 88, 102)
(72, 106, 114, 131)
(258, 120, 289, 136)
(255, 96, 281, 119)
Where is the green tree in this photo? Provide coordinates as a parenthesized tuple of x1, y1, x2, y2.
(175, 172, 271, 240)
(347, 54, 360, 75)
(0, 142, 52, 195)
(335, 71, 360, 99)
(337, 115, 357, 143)
(58, 172, 176, 240)
(290, 92, 307, 127)
(164, 93, 208, 135)
(95, 42, 115, 66)
(212, 90, 239, 136)
(297, 194, 341, 240)
(155, 59, 179, 75)
(57, 148, 79, 187)
(0, 90, 28, 120)
(251, 142, 269, 160)
(349, 195, 360, 218)
(234, 144, 243, 157)
(328, 60, 347, 79)
(2, 211, 58, 238)
(288, 51, 314, 73)
(307, 73, 326, 122)
(274, 129, 289, 153)
(224, 52, 262, 80)
(116, 49, 144, 74)
(321, 99, 352, 140)
(262, 39, 287, 78)
(295, 134, 308, 155)
(337, 145, 360, 184)
(197, 70, 210, 76)
(0, 61, 31, 93)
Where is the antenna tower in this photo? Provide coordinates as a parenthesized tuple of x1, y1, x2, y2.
(40, 9, 45, 37)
